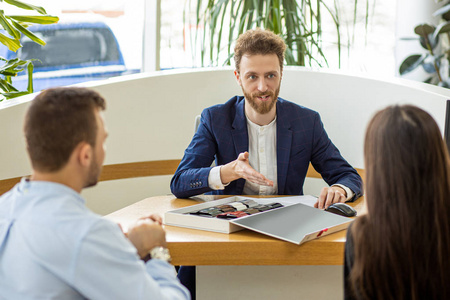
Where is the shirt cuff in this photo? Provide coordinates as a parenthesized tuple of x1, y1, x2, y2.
(208, 166, 227, 190)
(332, 184, 354, 201)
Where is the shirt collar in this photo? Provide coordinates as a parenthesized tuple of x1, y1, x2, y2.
(245, 114, 277, 129)
(18, 177, 85, 205)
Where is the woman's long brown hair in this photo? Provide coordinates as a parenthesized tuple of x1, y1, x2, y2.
(350, 105, 450, 299)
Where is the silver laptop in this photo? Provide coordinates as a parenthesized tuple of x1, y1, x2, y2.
(230, 203, 352, 245)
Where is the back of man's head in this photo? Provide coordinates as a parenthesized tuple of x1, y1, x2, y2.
(24, 87, 106, 173)
(234, 28, 286, 73)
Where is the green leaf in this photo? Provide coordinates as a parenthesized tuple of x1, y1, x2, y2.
(0, 57, 24, 67)
(0, 10, 21, 39)
(0, 57, 35, 98)
(4, 0, 46, 15)
(434, 21, 450, 40)
(0, 78, 15, 93)
(414, 24, 435, 37)
(8, 15, 59, 24)
(422, 62, 437, 73)
(185, 0, 366, 68)
(3, 78, 18, 92)
(2, 91, 30, 99)
(433, 4, 450, 17)
(0, 58, 28, 76)
(9, 18, 46, 45)
(420, 33, 439, 50)
(399, 54, 427, 75)
(0, 2, 54, 99)
(272, 0, 281, 34)
(26, 61, 33, 93)
(0, 70, 20, 76)
(0, 33, 21, 51)
(443, 11, 450, 21)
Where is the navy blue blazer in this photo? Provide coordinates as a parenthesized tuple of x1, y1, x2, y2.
(170, 96, 363, 200)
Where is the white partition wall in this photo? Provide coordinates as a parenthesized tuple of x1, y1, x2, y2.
(1, 67, 450, 214)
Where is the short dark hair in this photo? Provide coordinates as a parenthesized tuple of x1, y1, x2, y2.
(24, 87, 106, 172)
(234, 28, 286, 73)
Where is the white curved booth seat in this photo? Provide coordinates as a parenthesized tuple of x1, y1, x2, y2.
(1, 67, 449, 215)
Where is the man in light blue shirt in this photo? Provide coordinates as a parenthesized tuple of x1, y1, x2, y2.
(0, 87, 190, 300)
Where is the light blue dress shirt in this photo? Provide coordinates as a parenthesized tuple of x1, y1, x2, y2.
(0, 178, 190, 300)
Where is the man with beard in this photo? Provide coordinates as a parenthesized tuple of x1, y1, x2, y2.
(0, 88, 190, 299)
(170, 28, 362, 299)
(171, 28, 362, 208)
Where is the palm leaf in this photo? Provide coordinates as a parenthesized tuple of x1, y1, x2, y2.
(8, 15, 59, 24)
(2, 91, 31, 99)
(186, 0, 365, 68)
(0, 10, 21, 39)
(9, 18, 46, 46)
(4, 0, 47, 15)
(0, 78, 18, 93)
(0, 32, 21, 51)
(0, 3, 56, 100)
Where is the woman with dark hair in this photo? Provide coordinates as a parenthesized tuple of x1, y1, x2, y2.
(344, 105, 450, 300)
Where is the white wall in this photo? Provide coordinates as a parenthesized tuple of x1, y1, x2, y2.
(1, 67, 450, 214)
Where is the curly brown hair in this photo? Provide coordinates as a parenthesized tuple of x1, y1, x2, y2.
(234, 28, 286, 73)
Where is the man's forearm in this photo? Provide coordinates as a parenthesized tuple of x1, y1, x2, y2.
(170, 167, 212, 198)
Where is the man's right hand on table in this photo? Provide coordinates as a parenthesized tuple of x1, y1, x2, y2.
(127, 217, 167, 259)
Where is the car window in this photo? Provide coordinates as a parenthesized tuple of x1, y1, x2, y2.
(18, 27, 121, 70)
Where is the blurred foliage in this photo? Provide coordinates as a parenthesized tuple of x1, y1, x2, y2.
(0, 0, 58, 100)
(185, 0, 372, 68)
(399, 0, 450, 88)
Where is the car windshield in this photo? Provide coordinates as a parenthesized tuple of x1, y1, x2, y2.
(18, 27, 121, 69)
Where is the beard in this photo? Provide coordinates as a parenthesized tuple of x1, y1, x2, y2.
(243, 85, 280, 114)
(85, 152, 102, 188)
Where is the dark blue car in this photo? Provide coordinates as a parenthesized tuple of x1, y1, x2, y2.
(0, 15, 139, 92)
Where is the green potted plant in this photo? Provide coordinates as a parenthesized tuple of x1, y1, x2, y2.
(184, 0, 371, 68)
(399, 0, 450, 87)
(0, 0, 58, 100)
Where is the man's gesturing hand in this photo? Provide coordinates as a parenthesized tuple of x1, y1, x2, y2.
(220, 152, 274, 186)
(127, 218, 167, 259)
(314, 186, 347, 209)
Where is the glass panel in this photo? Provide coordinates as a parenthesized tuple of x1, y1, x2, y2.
(160, 0, 396, 76)
(19, 28, 122, 70)
(4, 0, 144, 92)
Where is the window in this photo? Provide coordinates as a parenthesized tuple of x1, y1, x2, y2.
(19, 27, 122, 70)
(3, 0, 145, 92)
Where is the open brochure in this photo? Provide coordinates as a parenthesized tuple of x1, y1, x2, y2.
(164, 195, 352, 244)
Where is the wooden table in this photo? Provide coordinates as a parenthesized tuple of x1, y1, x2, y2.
(106, 195, 365, 300)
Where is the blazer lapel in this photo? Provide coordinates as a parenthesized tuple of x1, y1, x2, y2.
(231, 98, 249, 193)
(276, 100, 292, 194)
